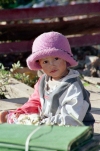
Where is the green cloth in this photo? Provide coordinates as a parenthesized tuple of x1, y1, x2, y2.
(0, 124, 96, 151)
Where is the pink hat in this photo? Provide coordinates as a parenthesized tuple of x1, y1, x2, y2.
(27, 31, 78, 70)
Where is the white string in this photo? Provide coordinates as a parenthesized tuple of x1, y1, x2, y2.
(69, 113, 84, 126)
(25, 126, 41, 151)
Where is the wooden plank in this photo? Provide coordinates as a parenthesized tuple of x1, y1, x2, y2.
(0, 34, 100, 54)
(0, 98, 28, 111)
(68, 34, 100, 47)
(84, 76, 100, 85)
(0, 16, 100, 41)
(0, 41, 33, 54)
(5, 78, 34, 99)
(0, 2, 100, 21)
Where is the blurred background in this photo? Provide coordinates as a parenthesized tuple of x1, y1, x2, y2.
(0, 0, 100, 79)
(0, 0, 100, 9)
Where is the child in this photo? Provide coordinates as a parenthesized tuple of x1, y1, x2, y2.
(0, 31, 94, 126)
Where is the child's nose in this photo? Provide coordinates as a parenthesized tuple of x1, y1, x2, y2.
(49, 61, 55, 66)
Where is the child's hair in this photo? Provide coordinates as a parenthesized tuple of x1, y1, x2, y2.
(27, 31, 78, 70)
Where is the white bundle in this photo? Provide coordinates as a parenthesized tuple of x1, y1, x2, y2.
(16, 114, 40, 125)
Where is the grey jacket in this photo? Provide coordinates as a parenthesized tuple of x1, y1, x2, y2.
(39, 69, 91, 126)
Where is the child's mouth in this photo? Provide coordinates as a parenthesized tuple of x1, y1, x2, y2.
(50, 70, 57, 73)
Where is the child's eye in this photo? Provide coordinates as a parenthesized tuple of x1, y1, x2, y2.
(55, 57, 59, 60)
(43, 60, 48, 64)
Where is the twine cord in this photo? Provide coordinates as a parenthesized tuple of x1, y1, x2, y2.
(25, 126, 41, 151)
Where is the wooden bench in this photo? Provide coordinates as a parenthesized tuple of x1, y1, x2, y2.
(0, 2, 100, 54)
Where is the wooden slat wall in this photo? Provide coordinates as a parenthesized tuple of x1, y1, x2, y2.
(0, 16, 100, 41)
(0, 2, 100, 54)
(0, 2, 100, 21)
(0, 34, 100, 54)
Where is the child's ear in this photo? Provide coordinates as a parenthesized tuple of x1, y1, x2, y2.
(36, 60, 40, 66)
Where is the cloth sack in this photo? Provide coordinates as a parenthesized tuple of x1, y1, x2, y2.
(0, 124, 99, 151)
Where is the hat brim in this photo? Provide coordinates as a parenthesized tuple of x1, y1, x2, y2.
(27, 48, 78, 70)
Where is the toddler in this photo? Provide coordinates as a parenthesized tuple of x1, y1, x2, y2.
(0, 31, 95, 126)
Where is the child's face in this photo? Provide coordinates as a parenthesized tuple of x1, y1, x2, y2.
(39, 56, 68, 80)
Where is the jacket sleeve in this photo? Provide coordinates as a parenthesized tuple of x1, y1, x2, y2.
(13, 78, 41, 114)
(59, 81, 89, 125)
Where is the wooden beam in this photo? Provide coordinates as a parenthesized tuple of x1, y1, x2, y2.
(0, 34, 100, 54)
(84, 76, 100, 85)
(0, 2, 100, 21)
(0, 41, 33, 54)
(68, 34, 100, 47)
(0, 16, 100, 41)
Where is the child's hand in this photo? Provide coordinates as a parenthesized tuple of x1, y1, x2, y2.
(14, 113, 20, 118)
(0, 110, 8, 123)
(7, 112, 20, 124)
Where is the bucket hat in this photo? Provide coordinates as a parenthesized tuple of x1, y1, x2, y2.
(27, 31, 78, 70)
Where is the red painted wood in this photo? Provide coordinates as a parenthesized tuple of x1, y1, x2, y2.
(68, 34, 100, 47)
(0, 2, 100, 54)
(0, 2, 100, 21)
(0, 16, 100, 41)
(0, 34, 100, 54)
(0, 41, 33, 54)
